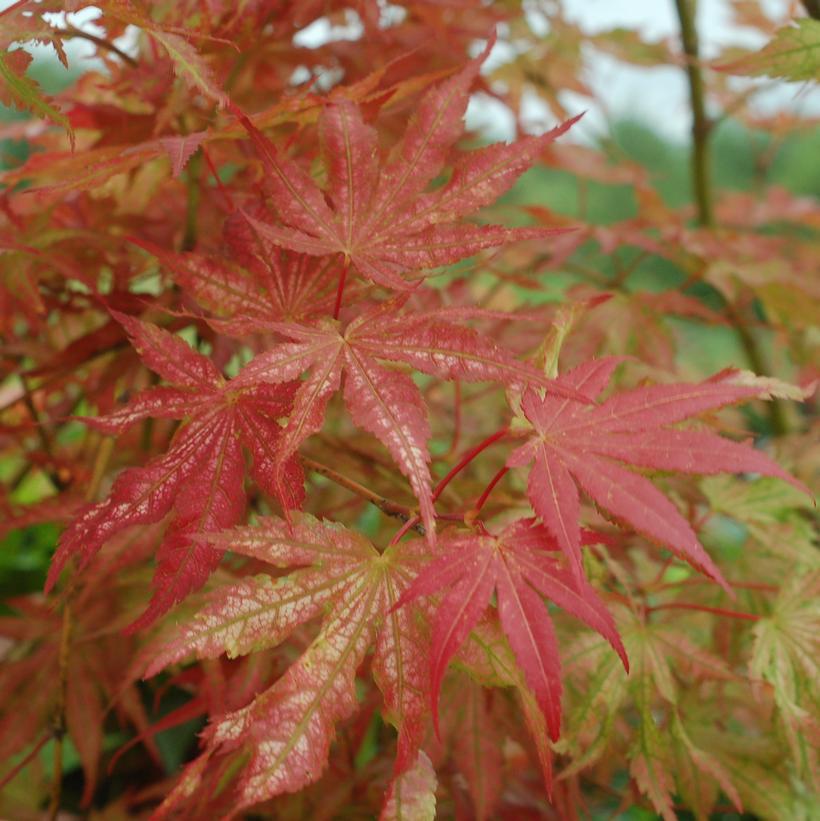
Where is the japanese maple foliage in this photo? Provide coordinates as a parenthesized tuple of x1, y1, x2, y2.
(1, 2, 817, 820)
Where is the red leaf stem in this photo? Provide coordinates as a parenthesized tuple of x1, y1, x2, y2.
(390, 427, 509, 544)
(332, 256, 350, 320)
(475, 466, 510, 512)
(647, 602, 761, 621)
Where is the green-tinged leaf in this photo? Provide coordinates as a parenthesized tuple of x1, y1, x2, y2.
(630, 672, 675, 821)
(626, 620, 677, 705)
(456, 617, 555, 790)
(149, 31, 228, 108)
(702, 475, 819, 570)
(709, 750, 818, 819)
(558, 632, 628, 777)
(0, 50, 73, 145)
(750, 572, 820, 790)
(453, 682, 503, 821)
(717, 20, 820, 82)
(380, 751, 437, 821)
(702, 474, 813, 523)
(670, 713, 742, 820)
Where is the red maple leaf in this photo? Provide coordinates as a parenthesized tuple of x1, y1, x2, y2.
(507, 358, 809, 585)
(393, 518, 628, 740)
(233, 40, 580, 290)
(46, 312, 302, 628)
(132, 208, 344, 335)
(232, 297, 591, 540)
(145, 513, 431, 815)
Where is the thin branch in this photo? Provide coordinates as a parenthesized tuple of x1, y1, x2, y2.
(655, 577, 778, 593)
(674, 0, 714, 227)
(20, 374, 68, 492)
(0, 733, 50, 791)
(647, 601, 760, 621)
(47, 437, 114, 818)
(181, 148, 203, 252)
(443, 380, 462, 459)
(432, 427, 509, 505)
(390, 427, 510, 544)
(474, 465, 509, 513)
(47, 603, 72, 821)
(59, 25, 138, 68)
(303, 456, 422, 531)
(333, 257, 350, 320)
(202, 146, 235, 211)
(802, 0, 820, 20)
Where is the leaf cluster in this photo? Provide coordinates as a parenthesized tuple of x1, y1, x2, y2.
(0, 2, 817, 819)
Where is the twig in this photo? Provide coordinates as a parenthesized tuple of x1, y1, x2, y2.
(647, 601, 760, 621)
(802, 0, 820, 20)
(47, 437, 114, 817)
(474, 465, 509, 512)
(181, 149, 203, 252)
(333, 257, 350, 320)
(202, 146, 235, 211)
(302, 456, 422, 532)
(19, 374, 68, 492)
(443, 380, 462, 459)
(432, 427, 509, 505)
(47, 603, 72, 820)
(724, 301, 788, 435)
(59, 25, 138, 68)
(390, 427, 510, 544)
(655, 577, 778, 593)
(0, 733, 50, 791)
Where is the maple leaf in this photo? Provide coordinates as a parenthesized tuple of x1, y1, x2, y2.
(131, 209, 341, 333)
(158, 132, 206, 178)
(750, 572, 820, 792)
(381, 751, 437, 821)
(0, 49, 73, 147)
(560, 604, 745, 817)
(392, 517, 627, 741)
(670, 712, 743, 820)
(231, 298, 591, 540)
(46, 312, 303, 628)
(715, 19, 820, 83)
(147, 514, 431, 814)
(452, 680, 503, 819)
(507, 358, 809, 584)
(630, 666, 676, 821)
(234, 39, 580, 290)
(99, 4, 228, 108)
(454, 614, 561, 791)
(558, 630, 629, 779)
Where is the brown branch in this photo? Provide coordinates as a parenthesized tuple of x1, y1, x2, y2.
(181, 148, 203, 252)
(0, 733, 50, 791)
(647, 601, 761, 621)
(302, 456, 423, 532)
(47, 603, 72, 821)
(802, 0, 820, 20)
(47, 437, 114, 818)
(59, 25, 138, 68)
(20, 374, 68, 492)
(674, 0, 788, 435)
(674, 0, 714, 227)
